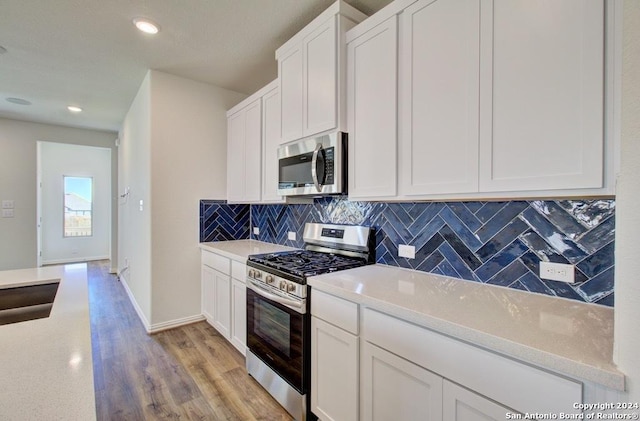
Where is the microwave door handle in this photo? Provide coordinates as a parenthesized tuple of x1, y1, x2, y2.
(311, 143, 323, 193)
(247, 279, 304, 313)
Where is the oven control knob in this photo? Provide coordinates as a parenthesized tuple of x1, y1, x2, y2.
(248, 269, 255, 278)
(286, 283, 296, 293)
(255, 271, 262, 279)
(279, 281, 287, 290)
(265, 275, 274, 284)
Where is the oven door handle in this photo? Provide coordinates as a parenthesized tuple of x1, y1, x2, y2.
(247, 279, 305, 314)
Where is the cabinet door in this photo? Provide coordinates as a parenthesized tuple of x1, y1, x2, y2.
(347, 15, 398, 199)
(244, 99, 262, 202)
(361, 342, 443, 421)
(279, 45, 304, 143)
(479, 0, 604, 192)
(230, 278, 247, 355)
(201, 264, 215, 324)
(399, 0, 480, 196)
(311, 316, 358, 421)
(303, 16, 337, 137)
(213, 270, 231, 339)
(227, 98, 262, 203)
(261, 86, 284, 203)
(443, 380, 515, 421)
(226, 110, 246, 203)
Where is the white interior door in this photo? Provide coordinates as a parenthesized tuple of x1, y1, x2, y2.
(38, 141, 111, 265)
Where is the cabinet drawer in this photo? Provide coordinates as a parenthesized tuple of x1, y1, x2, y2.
(201, 250, 230, 275)
(362, 308, 582, 415)
(311, 289, 358, 335)
(231, 260, 246, 281)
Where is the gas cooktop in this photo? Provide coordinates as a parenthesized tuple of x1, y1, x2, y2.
(247, 250, 367, 279)
(246, 223, 376, 284)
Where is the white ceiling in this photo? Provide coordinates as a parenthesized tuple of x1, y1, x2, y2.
(0, 0, 391, 133)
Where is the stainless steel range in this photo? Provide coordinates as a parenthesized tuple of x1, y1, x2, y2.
(245, 222, 375, 421)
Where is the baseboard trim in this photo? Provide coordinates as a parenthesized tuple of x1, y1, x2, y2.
(42, 255, 110, 265)
(118, 273, 205, 335)
(118, 273, 151, 332)
(148, 315, 206, 334)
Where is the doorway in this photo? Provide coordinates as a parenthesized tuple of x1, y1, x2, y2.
(37, 141, 111, 266)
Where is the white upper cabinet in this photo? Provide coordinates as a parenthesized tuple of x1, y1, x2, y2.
(479, 0, 605, 192)
(227, 80, 287, 204)
(345, 0, 615, 200)
(347, 15, 398, 199)
(277, 1, 367, 144)
(278, 45, 304, 143)
(261, 81, 285, 203)
(227, 98, 262, 203)
(304, 17, 338, 137)
(399, 0, 480, 196)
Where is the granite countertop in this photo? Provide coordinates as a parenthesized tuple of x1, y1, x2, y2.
(199, 239, 297, 261)
(308, 264, 624, 391)
(0, 264, 96, 420)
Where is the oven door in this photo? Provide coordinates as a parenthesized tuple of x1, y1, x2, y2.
(246, 282, 307, 393)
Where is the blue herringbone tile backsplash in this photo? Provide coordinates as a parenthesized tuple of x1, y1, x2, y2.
(199, 198, 615, 306)
(250, 197, 615, 307)
(200, 200, 250, 242)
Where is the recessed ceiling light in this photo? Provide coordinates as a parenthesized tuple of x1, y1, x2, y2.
(6, 97, 31, 105)
(133, 18, 160, 35)
(67, 106, 83, 113)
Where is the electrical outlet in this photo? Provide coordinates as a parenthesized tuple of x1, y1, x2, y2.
(288, 231, 296, 241)
(253, 227, 260, 235)
(2, 209, 14, 218)
(540, 261, 575, 283)
(2, 200, 14, 209)
(398, 244, 415, 259)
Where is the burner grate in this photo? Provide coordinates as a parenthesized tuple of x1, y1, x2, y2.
(248, 250, 367, 278)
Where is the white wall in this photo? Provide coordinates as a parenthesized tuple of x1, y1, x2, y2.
(118, 72, 152, 325)
(149, 70, 245, 327)
(614, 0, 640, 403)
(0, 118, 117, 271)
(118, 70, 245, 330)
(39, 142, 111, 264)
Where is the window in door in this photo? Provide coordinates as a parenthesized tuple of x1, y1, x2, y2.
(63, 176, 93, 237)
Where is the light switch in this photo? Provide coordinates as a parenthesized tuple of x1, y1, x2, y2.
(2, 200, 14, 209)
(253, 227, 260, 235)
(2, 209, 14, 218)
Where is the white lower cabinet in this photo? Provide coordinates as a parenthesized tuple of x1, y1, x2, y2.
(310, 288, 588, 421)
(212, 270, 231, 339)
(443, 380, 512, 421)
(230, 278, 247, 355)
(361, 342, 443, 421)
(201, 250, 247, 355)
(311, 290, 359, 421)
(201, 264, 216, 323)
(311, 316, 358, 421)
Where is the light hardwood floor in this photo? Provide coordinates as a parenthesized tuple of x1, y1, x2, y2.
(88, 261, 293, 420)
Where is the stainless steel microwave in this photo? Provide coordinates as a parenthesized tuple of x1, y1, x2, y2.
(277, 132, 346, 196)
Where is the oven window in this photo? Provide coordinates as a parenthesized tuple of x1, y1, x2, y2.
(254, 299, 291, 357)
